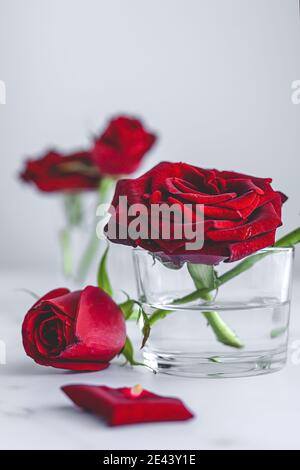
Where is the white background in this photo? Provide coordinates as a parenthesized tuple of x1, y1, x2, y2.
(0, 0, 300, 284)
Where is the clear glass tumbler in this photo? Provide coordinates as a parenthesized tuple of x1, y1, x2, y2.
(133, 247, 294, 378)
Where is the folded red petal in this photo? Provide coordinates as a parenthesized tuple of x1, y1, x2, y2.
(62, 384, 194, 426)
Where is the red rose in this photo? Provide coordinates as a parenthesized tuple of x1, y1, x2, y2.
(22, 286, 126, 371)
(20, 150, 101, 192)
(91, 116, 156, 176)
(107, 162, 286, 264)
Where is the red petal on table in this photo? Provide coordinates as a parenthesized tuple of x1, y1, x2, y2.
(62, 384, 194, 426)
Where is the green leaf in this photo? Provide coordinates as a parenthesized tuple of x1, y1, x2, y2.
(119, 296, 151, 348)
(140, 307, 151, 349)
(121, 337, 144, 367)
(97, 245, 113, 296)
(187, 263, 217, 291)
(119, 299, 136, 320)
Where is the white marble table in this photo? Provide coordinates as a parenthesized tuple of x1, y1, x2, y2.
(1, 270, 300, 450)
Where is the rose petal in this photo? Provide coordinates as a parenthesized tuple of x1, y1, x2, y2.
(226, 231, 276, 262)
(62, 384, 194, 426)
(22, 286, 126, 371)
(41, 290, 81, 320)
(57, 286, 126, 363)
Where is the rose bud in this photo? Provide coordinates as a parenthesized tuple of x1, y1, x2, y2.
(91, 116, 156, 176)
(106, 161, 287, 265)
(22, 286, 126, 371)
(20, 150, 101, 192)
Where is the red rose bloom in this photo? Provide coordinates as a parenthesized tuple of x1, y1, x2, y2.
(22, 286, 126, 371)
(91, 116, 156, 176)
(20, 150, 101, 192)
(107, 162, 286, 264)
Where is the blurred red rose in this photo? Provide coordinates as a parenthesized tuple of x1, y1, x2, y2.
(91, 116, 156, 176)
(22, 286, 126, 371)
(106, 161, 287, 264)
(20, 150, 101, 192)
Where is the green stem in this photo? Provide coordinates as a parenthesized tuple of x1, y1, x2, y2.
(60, 227, 73, 277)
(59, 193, 83, 278)
(63, 193, 83, 226)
